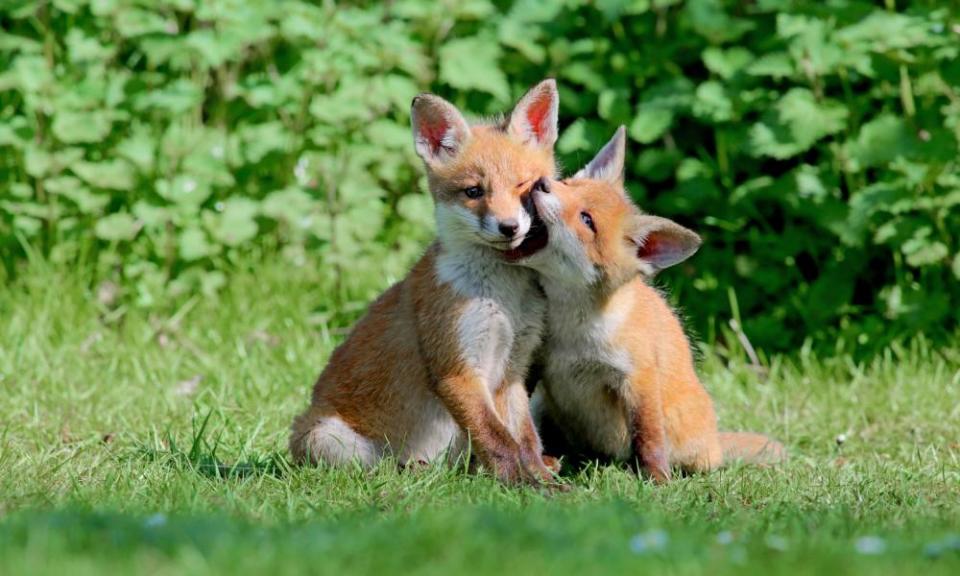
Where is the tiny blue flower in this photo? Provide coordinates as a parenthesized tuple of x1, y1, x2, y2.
(144, 513, 167, 528)
(765, 535, 788, 551)
(854, 536, 886, 555)
(630, 529, 669, 554)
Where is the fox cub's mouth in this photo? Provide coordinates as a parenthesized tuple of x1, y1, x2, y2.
(502, 205, 548, 262)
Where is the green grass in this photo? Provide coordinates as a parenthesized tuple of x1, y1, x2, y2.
(1, 262, 959, 575)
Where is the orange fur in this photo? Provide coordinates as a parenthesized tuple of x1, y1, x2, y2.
(524, 127, 784, 481)
(290, 81, 562, 486)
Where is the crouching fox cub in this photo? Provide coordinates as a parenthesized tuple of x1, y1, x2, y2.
(523, 127, 785, 482)
(290, 80, 560, 486)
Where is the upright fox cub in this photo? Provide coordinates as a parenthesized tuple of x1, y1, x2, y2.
(524, 127, 784, 482)
(290, 80, 559, 485)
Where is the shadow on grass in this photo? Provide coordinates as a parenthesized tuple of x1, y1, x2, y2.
(136, 410, 289, 480)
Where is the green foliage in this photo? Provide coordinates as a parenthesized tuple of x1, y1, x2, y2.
(1, 0, 959, 354)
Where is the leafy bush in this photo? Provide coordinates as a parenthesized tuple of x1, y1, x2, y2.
(1, 0, 958, 354)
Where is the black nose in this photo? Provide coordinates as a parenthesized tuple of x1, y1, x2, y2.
(533, 177, 550, 194)
(498, 219, 519, 238)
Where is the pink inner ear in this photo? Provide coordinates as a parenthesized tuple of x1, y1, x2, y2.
(419, 117, 449, 155)
(525, 95, 552, 140)
(636, 232, 663, 261)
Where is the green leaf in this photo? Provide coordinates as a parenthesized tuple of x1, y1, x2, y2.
(692, 81, 734, 123)
(396, 193, 434, 229)
(48, 177, 109, 213)
(795, 165, 827, 201)
(498, 19, 545, 64)
(157, 176, 212, 207)
(95, 212, 140, 241)
(132, 202, 171, 228)
(179, 227, 217, 261)
(686, 0, 754, 43)
(439, 36, 509, 101)
(263, 187, 316, 228)
(638, 77, 695, 111)
(65, 28, 115, 63)
(952, 253, 960, 280)
(309, 79, 375, 126)
(134, 79, 203, 114)
(52, 110, 113, 144)
(115, 8, 174, 37)
(835, 11, 932, 52)
(750, 89, 848, 159)
(903, 238, 948, 268)
(72, 160, 137, 190)
(746, 53, 794, 78)
(116, 126, 156, 173)
(702, 47, 753, 80)
(597, 89, 631, 123)
(241, 122, 290, 164)
(629, 108, 673, 144)
(843, 182, 908, 246)
(844, 115, 918, 171)
(209, 198, 259, 247)
(365, 120, 410, 150)
(13, 215, 42, 235)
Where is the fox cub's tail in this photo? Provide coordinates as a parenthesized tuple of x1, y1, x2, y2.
(718, 432, 786, 465)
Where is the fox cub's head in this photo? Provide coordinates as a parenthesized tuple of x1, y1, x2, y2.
(528, 126, 701, 290)
(411, 80, 557, 261)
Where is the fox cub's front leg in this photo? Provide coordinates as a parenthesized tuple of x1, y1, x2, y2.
(495, 382, 557, 483)
(435, 373, 552, 485)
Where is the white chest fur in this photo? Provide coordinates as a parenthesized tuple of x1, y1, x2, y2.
(541, 285, 635, 457)
(436, 246, 546, 391)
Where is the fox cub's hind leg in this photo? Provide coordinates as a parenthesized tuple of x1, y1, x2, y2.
(290, 408, 381, 468)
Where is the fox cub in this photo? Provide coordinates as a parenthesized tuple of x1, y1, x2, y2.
(290, 80, 560, 485)
(523, 127, 785, 482)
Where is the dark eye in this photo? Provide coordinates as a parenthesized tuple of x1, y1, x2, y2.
(580, 211, 596, 233)
(463, 186, 484, 199)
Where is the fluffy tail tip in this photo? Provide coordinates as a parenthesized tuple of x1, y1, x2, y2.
(719, 431, 786, 466)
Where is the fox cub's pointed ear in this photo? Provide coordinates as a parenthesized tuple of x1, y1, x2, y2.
(411, 94, 471, 165)
(630, 215, 701, 276)
(574, 125, 626, 183)
(507, 79, 559, 150)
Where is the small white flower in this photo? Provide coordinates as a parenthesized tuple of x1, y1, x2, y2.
(630, 529, 669, 554)
(835, 433, 847, 445)
(294, 157, 310, 185)
(854, 536, 886, 555)
(215, 202, 225, 212)
(182, 178, 197, 194)
(211, 145, 225, 159)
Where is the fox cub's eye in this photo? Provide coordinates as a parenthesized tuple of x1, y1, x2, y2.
(463, 186, 484, 199)
(580, 211, 596, 233)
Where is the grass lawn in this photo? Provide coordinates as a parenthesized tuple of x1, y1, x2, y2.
(1, 262, 959, 575)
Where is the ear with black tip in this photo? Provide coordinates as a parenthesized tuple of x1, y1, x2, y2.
(411, 94, 472, 166)
(630, 215, 701, 276)
(574, 125, 626, 182)
(506, 79, 559, 151)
